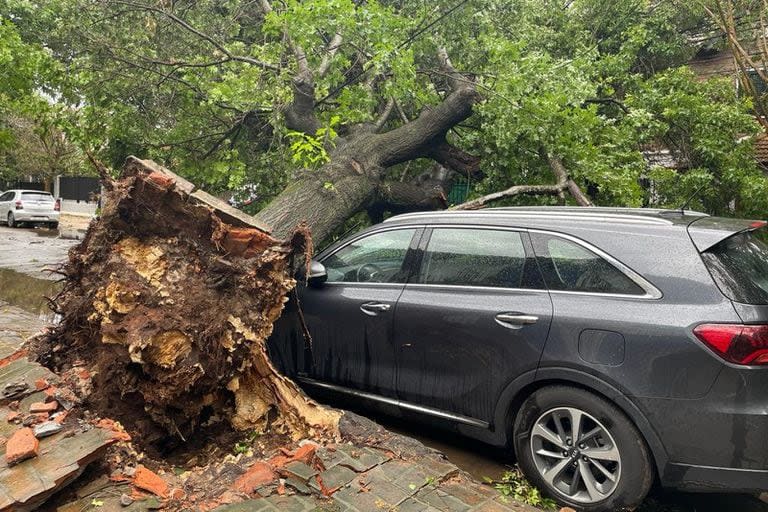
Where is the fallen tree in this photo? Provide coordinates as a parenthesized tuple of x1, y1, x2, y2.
(32, 157, 340, 450)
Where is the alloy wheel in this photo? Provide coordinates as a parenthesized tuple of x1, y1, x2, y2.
(7, 213, 14, 228)
(530, 406, 621, 504)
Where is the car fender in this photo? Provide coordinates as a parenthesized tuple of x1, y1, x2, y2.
(469, 366, 670, 479)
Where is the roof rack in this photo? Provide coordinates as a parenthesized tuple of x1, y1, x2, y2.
(384, 206, 709, 225)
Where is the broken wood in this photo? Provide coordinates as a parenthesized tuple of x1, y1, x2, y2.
(30, 157, 340, 451)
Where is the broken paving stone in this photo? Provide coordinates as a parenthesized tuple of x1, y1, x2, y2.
(6, 411, 20, 423)
(232, 461, 277, 494)
(281, 460, 318, 481)
(22, 412, 50, 426)
(310, 464, 357, 495)
(34, 420, 64, 438)
(120, 493, 134, 506)
(133, 465, 169, 498)
(284, 476, 311, 495)
(5, 427, 39, 465)
(29, 400, 58, 413)
(2, 380, 30, 400)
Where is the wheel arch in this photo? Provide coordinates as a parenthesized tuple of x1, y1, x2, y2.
(491, 368, 669, 481)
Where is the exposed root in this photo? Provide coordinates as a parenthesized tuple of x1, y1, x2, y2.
(30, 157, 340, 451)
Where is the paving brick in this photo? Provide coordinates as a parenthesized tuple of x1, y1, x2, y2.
(5, 427, 38, 465)
(212, 499, 274, 512)
(330, 444, 389, 472)
(397, 497, 443, 512)
(282, 460, 318, 481)
(263, 494, 320, 511)
(310, 465, 357, 494)
(417, 487, 472, 512)
(439, 479, 494, 506)
(333, 483, 400, 511)
(232, 462, 277, 494)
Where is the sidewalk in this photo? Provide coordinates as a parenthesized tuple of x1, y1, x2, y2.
(0, 298, 541, 512)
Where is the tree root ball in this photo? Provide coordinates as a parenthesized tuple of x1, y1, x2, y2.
(31, 158, 339, 449)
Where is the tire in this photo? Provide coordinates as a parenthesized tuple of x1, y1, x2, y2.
(48, 222, 59, 230)
(513, 386, 653, 512)
(7, 212, 15, 228)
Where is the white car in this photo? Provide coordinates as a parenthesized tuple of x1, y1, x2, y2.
(0, 189, 60, 229)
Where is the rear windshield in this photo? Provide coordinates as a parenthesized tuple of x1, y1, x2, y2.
(702, 228, 768, 304)
(21, 192, 53, 201)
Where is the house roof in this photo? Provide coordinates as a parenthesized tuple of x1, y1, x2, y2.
(756, 133, 768, 163)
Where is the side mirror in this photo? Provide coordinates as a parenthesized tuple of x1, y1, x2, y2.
(306, 260, 328, 287)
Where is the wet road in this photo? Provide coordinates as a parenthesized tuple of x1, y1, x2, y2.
(1, 225, 766, 512)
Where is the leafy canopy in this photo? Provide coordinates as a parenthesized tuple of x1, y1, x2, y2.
(1, 0, 765, 215)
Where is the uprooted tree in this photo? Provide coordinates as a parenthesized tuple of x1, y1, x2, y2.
(34, 158, 340, 448)
(11, 0, 768, 445)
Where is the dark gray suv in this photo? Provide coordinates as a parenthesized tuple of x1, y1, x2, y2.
(268, 207, 768, 511)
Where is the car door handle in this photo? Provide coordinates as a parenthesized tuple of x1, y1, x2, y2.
(360, 302, 391, 315)
(495, 312, 539, 329)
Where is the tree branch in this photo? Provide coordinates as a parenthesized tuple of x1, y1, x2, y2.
(259, 0, 320, 135)
(109, 0, 279, 71)
(374, 48, 480, 167)
(453, 149, 592, 210)
(426, 139, 482, 178)
(373, 98, 396, 132)
(318, 33, 343, 77)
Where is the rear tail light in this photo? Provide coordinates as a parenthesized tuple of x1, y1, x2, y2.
(693, 324, 768, 365)
(54, 198, 61, 211)
(14, 200, 22, 210)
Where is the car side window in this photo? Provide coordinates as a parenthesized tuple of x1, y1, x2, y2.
(419, 228, 533, 288)
(0, 192, 12, 201)
(323, 229, 416, 283)
(530, 233, 645, 295)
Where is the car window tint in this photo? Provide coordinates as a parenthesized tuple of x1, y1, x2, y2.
(0, 192, 13, 201)
(701, 228, 768, 304)
(323, 229, 416, 283)
(531, 233, 645, 295)
(419, 228, 528, 288)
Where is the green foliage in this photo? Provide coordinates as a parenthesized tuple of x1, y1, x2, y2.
(286, 116, 340, 168)
(489, 468, 558, 510)
(1, 0, 765, 217)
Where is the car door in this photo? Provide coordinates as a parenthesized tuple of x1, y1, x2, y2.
(0, 192, 12, 221)
(298, 227, 422, 398)
(393, 226, 553, 425)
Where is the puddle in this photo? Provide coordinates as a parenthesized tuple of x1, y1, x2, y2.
(0, 267, 61, 322)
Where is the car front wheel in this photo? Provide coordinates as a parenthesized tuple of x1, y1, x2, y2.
(513, 386, 653, 511)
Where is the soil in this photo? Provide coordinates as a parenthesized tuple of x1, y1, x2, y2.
(28, 158, 340, 457)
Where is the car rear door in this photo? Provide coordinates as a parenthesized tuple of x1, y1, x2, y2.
(393, 226, 553, 426)
(297, 227, 422, 398)
(0, 192, 13, 220)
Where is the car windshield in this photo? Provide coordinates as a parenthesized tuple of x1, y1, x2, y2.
(701, 227, 768, 304)
(21, 192, 53, 201)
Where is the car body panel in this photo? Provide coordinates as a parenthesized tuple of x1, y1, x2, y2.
(267, 206, 768, 494)
(0, 190, 59, 225)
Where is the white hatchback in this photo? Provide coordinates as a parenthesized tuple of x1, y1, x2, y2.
(0, 189, 60, 229)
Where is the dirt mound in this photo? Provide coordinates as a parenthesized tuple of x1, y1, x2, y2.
(30, 157, 339, 453)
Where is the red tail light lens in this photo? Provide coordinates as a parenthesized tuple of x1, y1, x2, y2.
(14, 200, 22, 210)
(54, 199, 61, 211)
(693, 324, 768, 365)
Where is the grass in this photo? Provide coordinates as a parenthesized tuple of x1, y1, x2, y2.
(487, 467, 558, 510)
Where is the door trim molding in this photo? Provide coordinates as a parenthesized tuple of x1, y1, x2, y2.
(297, 376, 490, 429)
